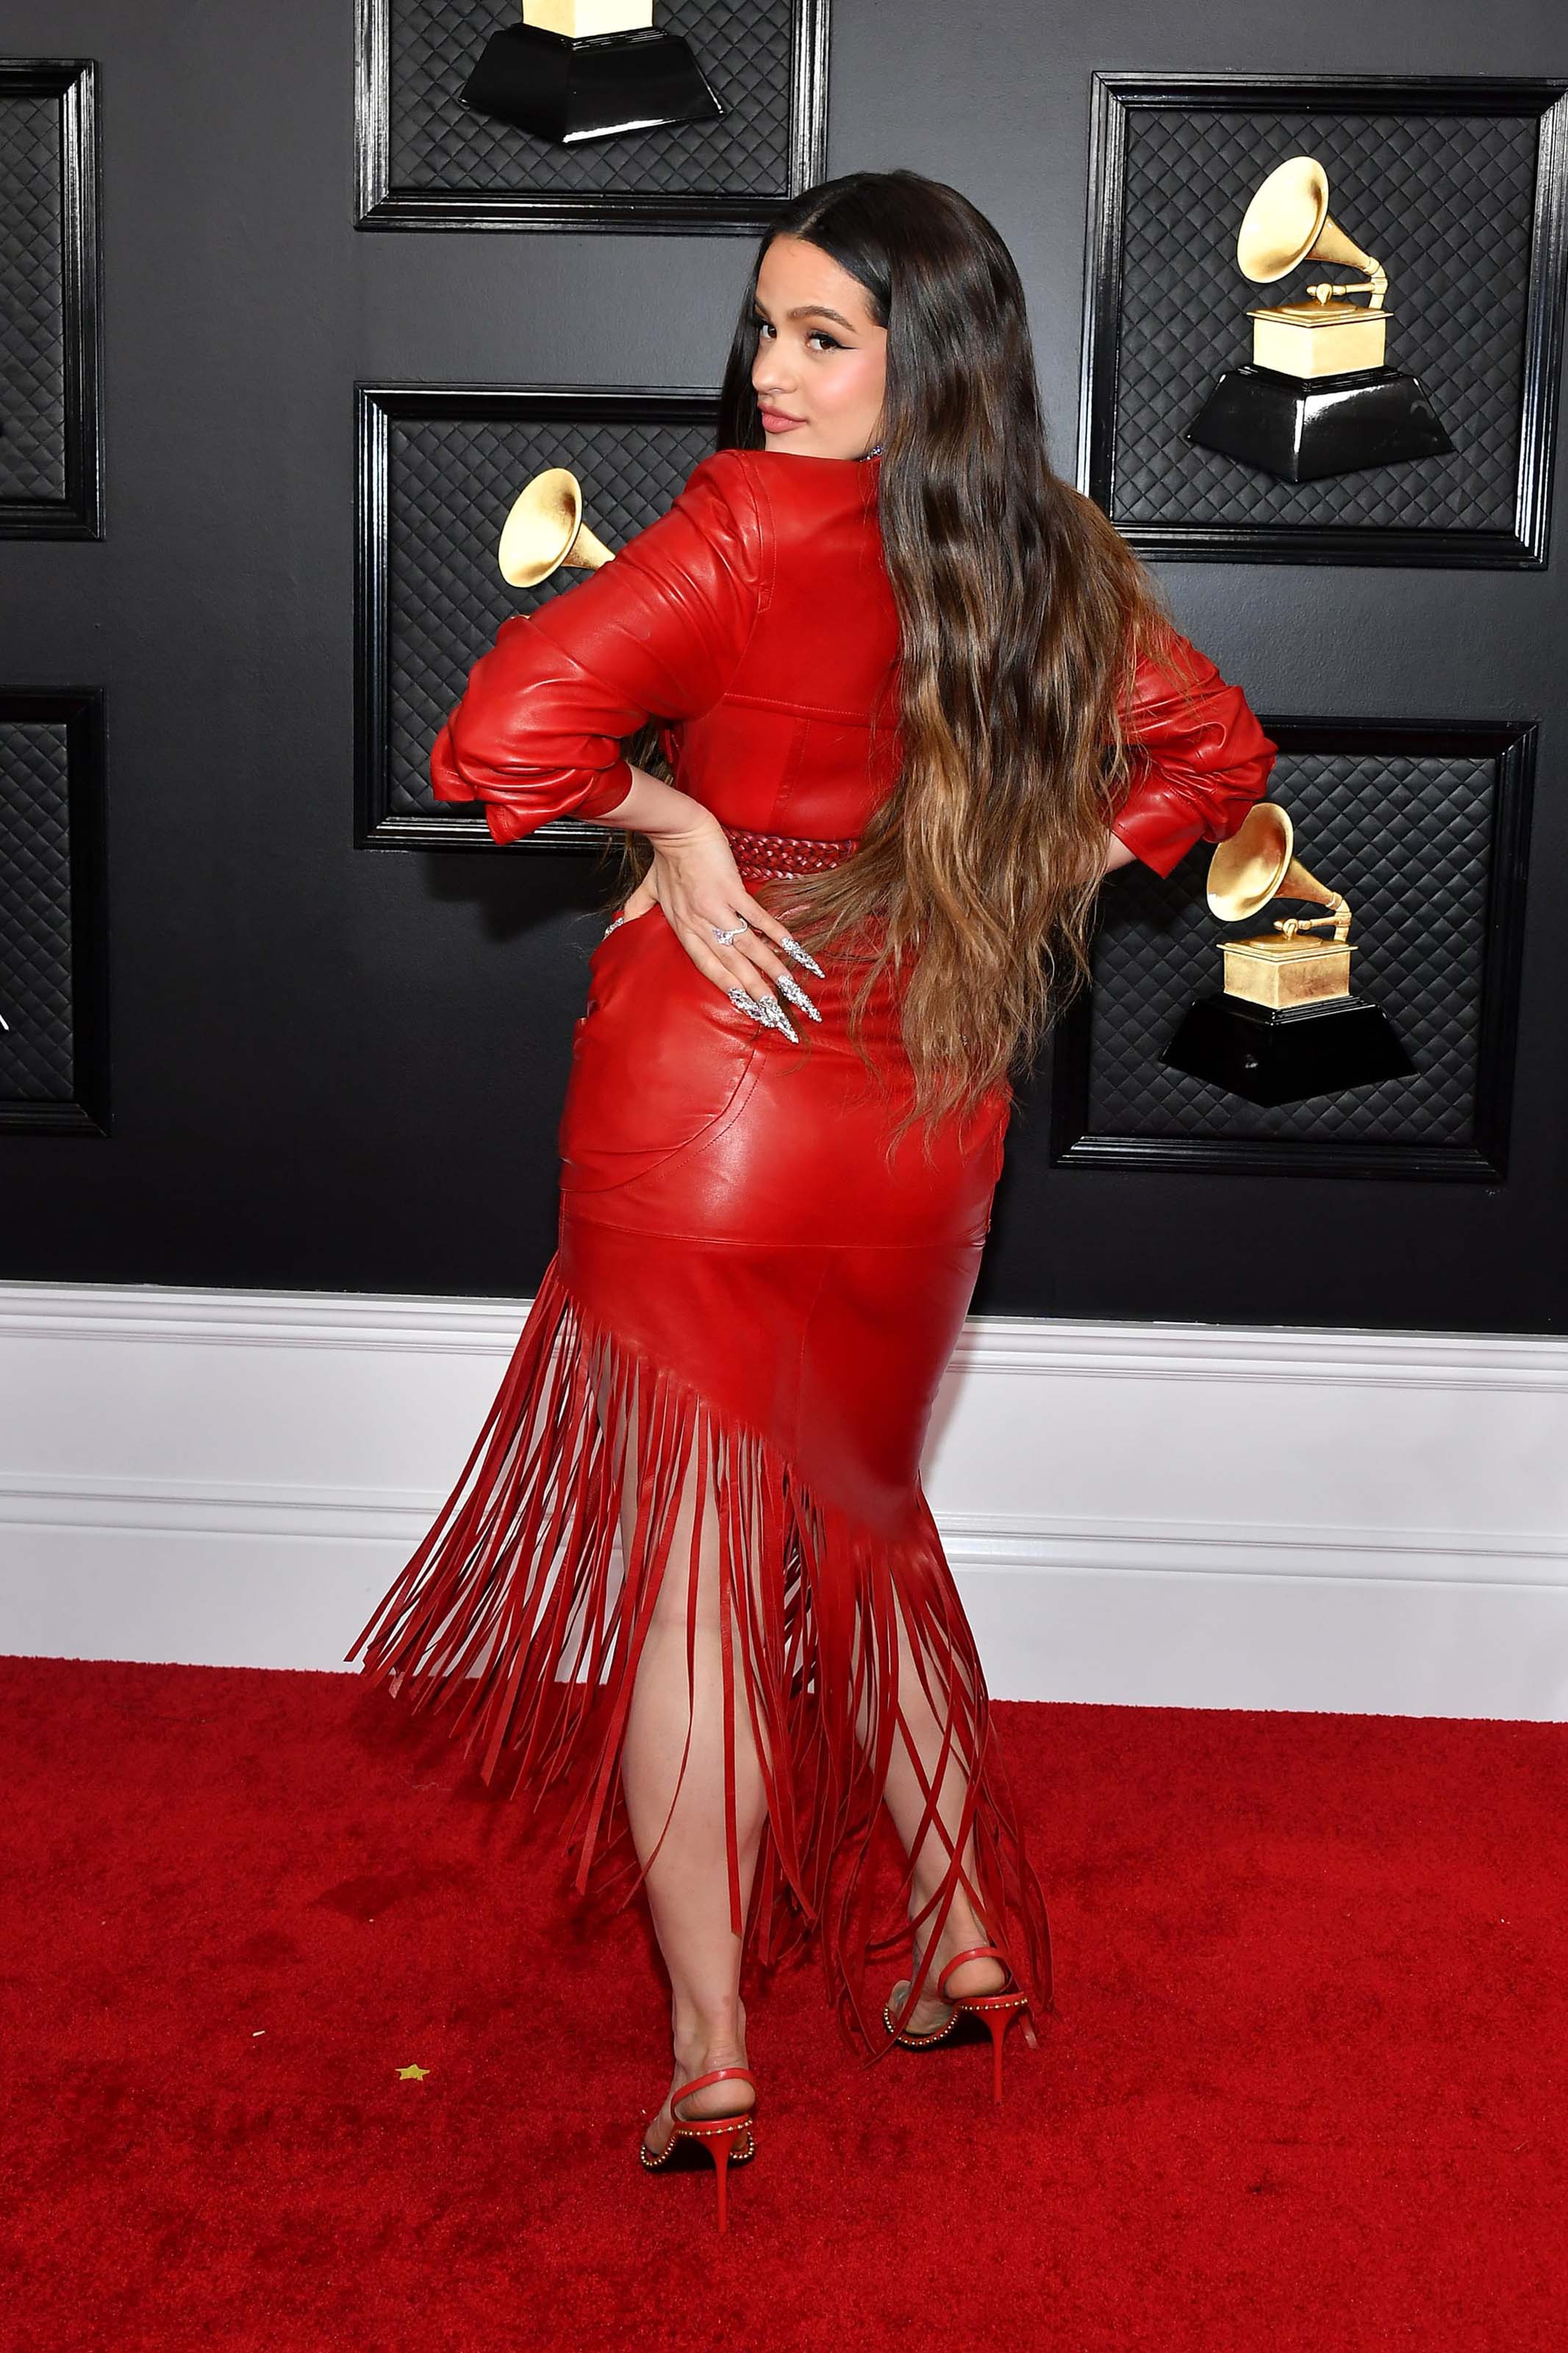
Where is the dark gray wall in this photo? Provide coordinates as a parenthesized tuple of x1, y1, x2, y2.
(3, 0, 1566, 1331)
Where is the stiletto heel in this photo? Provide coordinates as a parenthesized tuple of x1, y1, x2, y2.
(883, 1943, 1033, 2104)
(638, 2066, 757, 2234)
(711, 2130, 737, 2235)
(979, 2002, 1012, 2104)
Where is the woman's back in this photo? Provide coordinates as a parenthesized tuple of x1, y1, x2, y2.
(436, 444, 1272, 888)
(683, 449, 901, 841)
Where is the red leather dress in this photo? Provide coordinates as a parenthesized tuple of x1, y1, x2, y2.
(346, 447, 1277, 2053)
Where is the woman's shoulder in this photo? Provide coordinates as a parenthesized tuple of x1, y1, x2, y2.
(671, 448, 767, 540)
(611, 450, 768, 601)
(645, 449, 883, 637)
(638, 451, 763, 585)
(677, 447, 880, 533)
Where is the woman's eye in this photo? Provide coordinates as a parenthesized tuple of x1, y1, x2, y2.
(751, 318, 842, 353)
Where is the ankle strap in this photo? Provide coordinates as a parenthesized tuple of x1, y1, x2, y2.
(937, 1944, 1012, 1999)
(671, 2065, 756, 2117)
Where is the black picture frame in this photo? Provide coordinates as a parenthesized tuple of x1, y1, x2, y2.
(0, 687, 110, 1136)
(0, 57, 102, 539)
(356, 382, 722, 850)
(354, 0, 828, 232)
(1078, 74, 1568, 567)
(1049, 718, 1535, 1183)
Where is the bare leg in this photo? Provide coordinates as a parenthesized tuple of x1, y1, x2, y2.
(593, 1359, 767, 2150)
(863, 1588, 1011, 2031)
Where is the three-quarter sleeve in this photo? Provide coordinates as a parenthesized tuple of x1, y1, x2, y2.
(1109, 633, 1278, 879)
(430, 449, 765, 846)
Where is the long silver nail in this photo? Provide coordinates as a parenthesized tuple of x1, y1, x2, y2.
(774, 970, 820, 1022)
(759, 994, 799, 1043)
(728, 985, 798, 1043)
(778, 933, 825, 978)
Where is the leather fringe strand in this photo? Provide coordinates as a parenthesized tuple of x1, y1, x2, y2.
(346, 1252, 1053, 2057)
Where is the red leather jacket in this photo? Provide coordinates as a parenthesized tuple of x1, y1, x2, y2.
(432, 448, 1276, 876)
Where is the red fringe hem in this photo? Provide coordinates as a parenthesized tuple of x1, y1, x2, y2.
(345, 1252, 1053, 2058)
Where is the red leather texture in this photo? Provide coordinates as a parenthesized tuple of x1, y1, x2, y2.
(556, 900, 1011, 1537)
(351, 449, 1275, 2057)
(429, 447, 1276, 873)
(1109, 642, 1279, 879)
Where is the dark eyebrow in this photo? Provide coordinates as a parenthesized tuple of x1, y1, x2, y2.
(752, 299, 859, 331)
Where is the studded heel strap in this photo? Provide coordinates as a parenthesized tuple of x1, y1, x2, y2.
(669, 2064, 757, 2126)
(935, 1943, 1017, 2001)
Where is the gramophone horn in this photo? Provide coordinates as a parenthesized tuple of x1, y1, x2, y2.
(1206, 801, 1345, 926)
(1236, 156, 1385, 303)
(498, 466, 616, 588)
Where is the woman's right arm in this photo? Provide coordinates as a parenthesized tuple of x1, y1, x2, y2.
(429, 449, 813, 1017)
(431, 451, 761, 842)
(588, 760, 714, 843)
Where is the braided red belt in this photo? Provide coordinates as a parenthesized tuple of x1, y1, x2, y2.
(722, 824, 860, 879)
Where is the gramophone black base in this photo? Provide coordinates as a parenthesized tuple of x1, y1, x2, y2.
(1161, 991, 1417, 1107)
(459, 26, 724, 146)
(1185, 365, 1454, 483)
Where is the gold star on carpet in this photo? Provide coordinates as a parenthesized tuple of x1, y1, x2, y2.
(396, 2063, 429, 2079)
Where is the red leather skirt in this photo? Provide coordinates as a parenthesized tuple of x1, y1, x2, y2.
(347, 830, 1052, 2054)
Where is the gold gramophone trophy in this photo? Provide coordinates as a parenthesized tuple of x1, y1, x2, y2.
(1186, 156, 1453, 482)
(496, 466, 615, 586)
(1160, 802, 1415, 1106)
(462, 0, 723, 146)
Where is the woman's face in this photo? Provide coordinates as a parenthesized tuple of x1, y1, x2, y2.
(751, 234, 887, 460)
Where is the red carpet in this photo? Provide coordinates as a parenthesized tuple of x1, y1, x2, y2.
(4, 1654, 1563, 2350)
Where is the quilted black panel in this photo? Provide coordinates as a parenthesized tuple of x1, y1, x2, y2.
(1083, 749, 1497, 1146)
(0, 88, 66, 504)
(1108, 103, 1539, 534)
(386, 408, 715, 821)
(0, 717, 76, 1101)
(387, 0, 793, 199)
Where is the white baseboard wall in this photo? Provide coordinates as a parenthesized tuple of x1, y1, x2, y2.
(2, 1280, 1565, 1721)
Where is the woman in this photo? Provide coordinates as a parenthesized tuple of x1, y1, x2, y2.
(346, 168, 1276, 2230)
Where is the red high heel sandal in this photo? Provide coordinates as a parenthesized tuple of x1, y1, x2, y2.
(638, 2066, 757, 2234)
(883, 1943, 1034, 2104)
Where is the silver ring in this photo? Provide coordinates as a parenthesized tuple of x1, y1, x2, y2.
(712, 918, 750, 946)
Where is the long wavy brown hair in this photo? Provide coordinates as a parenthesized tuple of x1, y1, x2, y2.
(617, 168, 1194, 1149)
